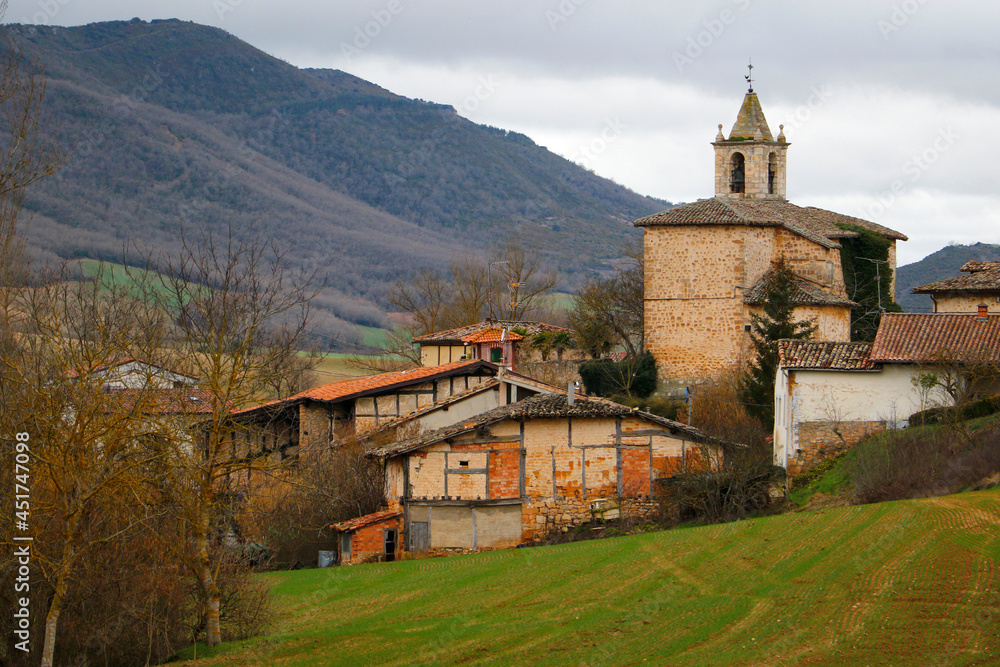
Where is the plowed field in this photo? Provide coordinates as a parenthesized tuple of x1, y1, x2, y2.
(181, 490, 1000, 666)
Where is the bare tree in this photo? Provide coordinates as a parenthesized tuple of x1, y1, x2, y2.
(137, 230, 316, 648)
(3, 273, 170, 667)
(387, 241, 558, 339)
(569, 242, 643, 359)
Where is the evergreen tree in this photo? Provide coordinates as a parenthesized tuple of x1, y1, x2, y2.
(740, 258, 816, 430)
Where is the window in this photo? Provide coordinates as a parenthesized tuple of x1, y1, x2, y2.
(459, 460, 469, 468)
(490, 347, 503, 363)
(730, 152, 745, 193)
(768, 151, 778, 194)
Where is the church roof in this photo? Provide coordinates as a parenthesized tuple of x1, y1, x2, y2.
(743, 270, 856, 308)
(633, 198, 907, 246)
(727, 91, 774, 141)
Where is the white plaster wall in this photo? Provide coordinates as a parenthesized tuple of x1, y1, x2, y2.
(774, 364, 950, 465)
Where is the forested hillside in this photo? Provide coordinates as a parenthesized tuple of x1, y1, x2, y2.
(6, 19, 667, 346)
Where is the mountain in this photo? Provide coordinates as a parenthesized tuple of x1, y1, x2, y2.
(895, 242, 1000, 312)
(5, 19, 667, 346)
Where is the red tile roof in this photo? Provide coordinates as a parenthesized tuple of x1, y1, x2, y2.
(233, 360, 496, 416)
(633, 198, 907, 247)
(870, 313, 1000, 363)
(108, 388, 223, 415)
(462, 328, 524, 344)
(961, 261, 1000, 273)
(414, 320, 569, 343)
(331, 509, 402, 533)
(778, 340, 879, 371)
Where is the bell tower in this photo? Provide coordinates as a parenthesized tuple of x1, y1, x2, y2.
(712, 67, 789, 200)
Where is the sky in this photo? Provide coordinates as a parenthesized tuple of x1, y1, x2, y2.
(7, 0, 1000, 266)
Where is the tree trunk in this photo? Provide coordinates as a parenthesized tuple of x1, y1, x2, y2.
(41, 536, 75, 667)
(194, 500, 223, 647)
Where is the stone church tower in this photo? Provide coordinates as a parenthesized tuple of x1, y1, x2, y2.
(712, 90, 789, 200)
(634, 87, 907, 387)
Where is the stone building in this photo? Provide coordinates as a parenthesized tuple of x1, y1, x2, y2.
(634, 89, 907, 385)
(369, 394, 715, 555)
(913, 261, 1000, 314)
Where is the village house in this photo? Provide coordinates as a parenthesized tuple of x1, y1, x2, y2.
(70, 357, 199, 390)
(231, 360, 501, 460)
(633, 88, 907, 387)
(413, 319, 582, 372)
(774, 312, 1000, 473)
(352, 393, 715, 559)
(913, 261, 1000, 314)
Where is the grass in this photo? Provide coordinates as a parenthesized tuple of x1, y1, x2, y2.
(70, 258, 197, 306)
(175, 489, 1000, 666)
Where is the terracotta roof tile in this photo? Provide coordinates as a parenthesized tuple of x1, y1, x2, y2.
(633, 198, 907, 247)
(778, 340, 879, 371)
(108, 388, 224, 414)
(961, 261, 1000, 273)
(462, 328, 524, 344)
(743, 271, 856, 307)
(414, 320, 569, 343)
(372, 394, 714, 458)
(233, 360, 496, 416)
(330, 509, 402, 533)
(870, 313, 1000, 363)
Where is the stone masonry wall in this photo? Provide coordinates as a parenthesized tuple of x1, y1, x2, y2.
(644, 224, 846, 380)
(788, 420, 887, 476)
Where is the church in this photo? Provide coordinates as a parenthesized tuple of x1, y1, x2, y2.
(633, 85, 907, 385)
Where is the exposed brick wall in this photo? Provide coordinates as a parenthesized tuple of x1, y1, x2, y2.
(341, 516, 403, 565)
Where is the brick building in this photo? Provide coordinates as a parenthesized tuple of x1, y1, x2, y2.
(414, 320, 583, 372)
(635, 88, 907, 385)
(369, 394, 716, 555)
(331, 510, 403, 565)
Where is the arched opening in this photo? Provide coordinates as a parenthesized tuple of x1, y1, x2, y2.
(729, 152, 745, 193)
(768, 152, 778, 194)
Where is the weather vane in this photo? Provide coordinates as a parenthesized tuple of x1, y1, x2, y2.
(745, 59, 754, 93)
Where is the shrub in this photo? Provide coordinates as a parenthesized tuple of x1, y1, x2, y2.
(579, 351, 656, 398)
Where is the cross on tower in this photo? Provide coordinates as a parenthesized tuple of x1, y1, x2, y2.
(745, 59, 754, 93)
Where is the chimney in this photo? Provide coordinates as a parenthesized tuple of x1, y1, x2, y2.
(567, 381, 575, 406)
(978, 304, 989, 320)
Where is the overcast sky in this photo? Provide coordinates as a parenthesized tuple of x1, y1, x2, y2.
(8, 0, 1000, 266)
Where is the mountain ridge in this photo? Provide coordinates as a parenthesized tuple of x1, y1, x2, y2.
(6, 18, 666, 345)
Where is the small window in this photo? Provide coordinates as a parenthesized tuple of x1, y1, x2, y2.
(459, 460, 469, 468)
(768, 151, 778, 194)
(490, 347, 503, 363)
(730, 152, 745, 193)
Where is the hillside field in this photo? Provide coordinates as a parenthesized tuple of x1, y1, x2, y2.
(178, 490, 1000, 666)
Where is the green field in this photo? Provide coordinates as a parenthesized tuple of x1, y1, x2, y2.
(179, 490, 1000, 666)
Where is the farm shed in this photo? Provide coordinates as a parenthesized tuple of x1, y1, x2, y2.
(331, 510, 403, 565)
(372, 394, 716, 554)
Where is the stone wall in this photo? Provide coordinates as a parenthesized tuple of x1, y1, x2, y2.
(644, 224, 848, 381)
(787, 420, 887, 475)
